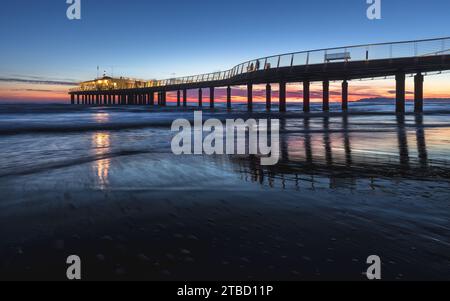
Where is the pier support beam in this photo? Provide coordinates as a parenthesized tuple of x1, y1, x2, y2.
(414, 73, 424, 113)
(322, 80, 330, 112)
(199, 88, 203, 108)
(177, 90, 181, 107)
(210, 87, 215, 108)
(150, 92, 154, 105)
(266, 84, 272, 111)
(183, 89, 187, 107)
(96, 95, 100, 105)
(342, 80, 348, 111)
(396, 73, 406, 114)
(279, 81, 286, 112)
(227, 86, 232, 110)
(71, 94, 75, 105)
(303, 80, 310, 113)
(162, 91, 166, 106)
(77, 95, 80, 105)
(247, 83, 253, 112)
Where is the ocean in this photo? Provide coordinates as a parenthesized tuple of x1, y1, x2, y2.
(0, 100, 449, 280)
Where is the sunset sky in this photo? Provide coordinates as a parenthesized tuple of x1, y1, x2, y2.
(1, 0, 450, 103)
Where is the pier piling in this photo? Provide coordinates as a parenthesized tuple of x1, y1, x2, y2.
(414, 73, 424, 113)
(396, 73, 406, 113)
(210, 87, 215, 108)
(247, 83, 253, 112)
(227, 86, 232, 110)
(266, 84, 272, 111)
(303, 80, 310, 113)
(323, 80, 330, 112)
(279, 81, 286, 112)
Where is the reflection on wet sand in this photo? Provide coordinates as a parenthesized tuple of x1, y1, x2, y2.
(92, 132, 111, 189)
(396, 115, 410, 168)
(415, 115, 428, 169)
(229, 114, 449, 190)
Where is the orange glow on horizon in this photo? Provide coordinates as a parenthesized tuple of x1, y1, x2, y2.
(2, 74, 450, 103)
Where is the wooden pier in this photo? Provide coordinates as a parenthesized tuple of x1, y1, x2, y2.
(69, 37, 450, 113)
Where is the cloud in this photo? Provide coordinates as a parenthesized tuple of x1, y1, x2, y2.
(9, 88, 55, 93)
(387, 90, 414, 95)
(0, 76, 78, 86)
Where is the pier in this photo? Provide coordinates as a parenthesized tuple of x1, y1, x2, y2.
(69, 37, 450, 113)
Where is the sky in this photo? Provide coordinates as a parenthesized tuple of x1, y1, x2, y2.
(0, 0, 450, 103)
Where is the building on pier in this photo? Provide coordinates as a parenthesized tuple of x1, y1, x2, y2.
(78, 76, 157, 91)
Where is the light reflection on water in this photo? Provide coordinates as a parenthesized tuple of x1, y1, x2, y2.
(92, 132, 111, 189)
(92, 112, 111, 123)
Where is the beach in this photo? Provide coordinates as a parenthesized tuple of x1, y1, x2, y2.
(0, 101, 449, 280)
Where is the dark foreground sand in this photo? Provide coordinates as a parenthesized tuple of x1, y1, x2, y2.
(0, 106, 449, 280)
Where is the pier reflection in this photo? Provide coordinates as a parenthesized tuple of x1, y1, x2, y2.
(415, 115, 428, 169)
(92, 132, 111, 189)
(228, 114, 447, 191)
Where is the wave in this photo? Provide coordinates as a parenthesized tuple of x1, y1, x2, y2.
(0, 121, 175, 135)
(0, 149, 153, 178)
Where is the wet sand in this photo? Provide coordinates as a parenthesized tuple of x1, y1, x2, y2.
(0, 103, 449, 280)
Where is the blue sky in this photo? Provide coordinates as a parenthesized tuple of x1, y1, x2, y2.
(0, 0, 449, 101)
(1, 0, 450, 80)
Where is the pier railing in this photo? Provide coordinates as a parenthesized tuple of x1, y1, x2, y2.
(70, 37, 450, 92)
